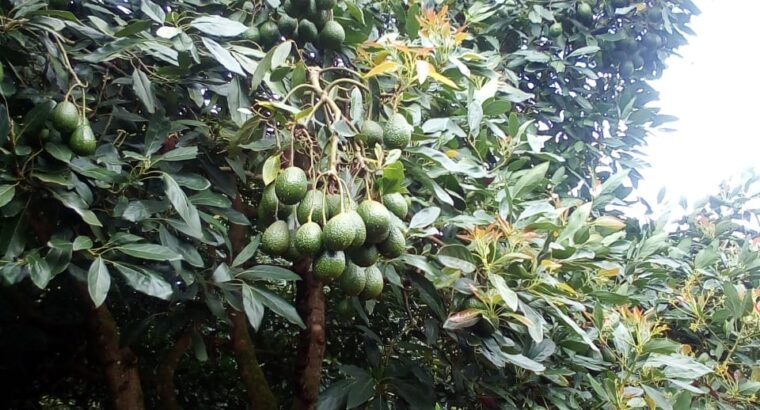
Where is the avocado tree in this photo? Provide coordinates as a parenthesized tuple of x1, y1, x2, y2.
(6, 1, 758, 410)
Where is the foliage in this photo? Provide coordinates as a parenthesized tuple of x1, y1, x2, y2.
(4, 1, 758, 410)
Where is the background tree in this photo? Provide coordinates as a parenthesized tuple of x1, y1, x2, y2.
(4, 1, 759, 410)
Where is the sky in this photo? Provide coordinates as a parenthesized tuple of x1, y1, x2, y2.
(636, 0, 760, 214)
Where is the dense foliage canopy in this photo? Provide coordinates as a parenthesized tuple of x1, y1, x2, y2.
(4, 1, 760, 410)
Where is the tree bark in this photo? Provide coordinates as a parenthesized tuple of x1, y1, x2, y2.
(156, 327, 193, 410)
(292, 259, 326, 410)
(77, 284, 145, 410)
(227, 186, 278, 410)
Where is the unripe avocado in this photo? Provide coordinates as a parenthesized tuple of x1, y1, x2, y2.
(336, 298, 354, 319)
(295, 221, 323, 256)
(297, 190, 327, 225)
(259, 21, 280, 46)
(357, 120, 384, 148)
(318, 20, 345, 50)
(326, 193, 355, 219)
(291, 0, 311, 11)
(359, 265, 383, 300)
(306, 0, 329, 29)
(242, 26, 260, 43)
(548, 22, 563, 37)
(275, 167, 307, 205)
(345, 211, 366, 248)
(357, 200, 391, 243)
(339, 263, 367, 296)
(383, 113, 412, 150)
(382, 193, 408, 219)
(619, 60, 634, 78)
(647, 6, 663, 22)
(278, 14, 298, 37)
(642, 32, 662, 49)
(313, 250, 346, 281)
(261, 220, 290, 256)
(323, 212, 356, 251)
(258, 184, 286, 221)
(577, 3, 593, 25)
(315, 0, 335, 10)
(283, 0, 301, 18)
(69, 124, 97, 156)
(348, 245, 379, 267)
(631, 53, 645, 69)
(51, 101, 80, 134)
(377, 226, 405, 259)
(297, 19, 319, 44)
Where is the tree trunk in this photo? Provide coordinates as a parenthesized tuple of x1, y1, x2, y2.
(77, 284, 145, 410)
(227, 185, 278, 410)
(292, 259, 326, 410)
(228, 308, 278, 410)
(156, 327, 193, 410)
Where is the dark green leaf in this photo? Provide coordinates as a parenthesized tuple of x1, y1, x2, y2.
(242, 285, 265, 330)
(112, 262, 173, 300)
(249, 287, 305, 328)
(116, 243, 182, 261)
(132, 68, 156, 114)
(238, 265, 300, 281)
(162, 173, 203, 238)
(202, 37, 245, 76)
(190, 16, 248, 37)
(87, 257, 111, 307)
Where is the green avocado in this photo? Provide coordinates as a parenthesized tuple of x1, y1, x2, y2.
(322, 212, 356, 251)
(377, 226, 405, 259)
(357, 200, 391, 243)
(548, 22, 563, 37)
(259, 21, 280, 47)
(357, 120, 384, 148)
(51, 101, 80, 134)
(306, 0, 329, 29)
(297, 190, 327, 225)
(345, 211, 366, 248)
(347, 245, 379, 267)
(383, 113, 412, 150)
(295, 221, 323, 256)
(69, 124, 97, 156)
(382, 193, 408, 219)
(242, 26, 260, 43)
(297, 19, 319, 44)
(313, 250, 346, 282)
(318, 20, 345, 50)
(359, 265, 383, 300)
(577, 3, 593, 25)
(261, 220, 290, 256)
(258, 184, 290, 221)
(339, 263, 367, 296)
(315, 0, 336, 10)
(336, 298, 354, 319)
(275, 167, 308, 205)
(619, 60, 634, 78)
(278, 14, 298, 37)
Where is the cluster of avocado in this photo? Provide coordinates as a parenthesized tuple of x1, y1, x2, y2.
(50, 101, 96, 155)
(242, 0, 345, 50)
(258, 166, 411, 301)
(548, 1, 668, 79)
(357, 113, 413, 151)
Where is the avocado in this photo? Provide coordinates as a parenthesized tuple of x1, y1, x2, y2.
(377, 226, 405, 259)
(318, 20, 344, 50)
(339, 263, 367, 296)
(278, 14, 298, 37)
(242, 26, 260, 43)
(383, 113, 412, 150)
(347, 245, 379, 267)
(69, 124, 97, 156)
(295, 221, 323, 256)
(357, 120, 384, 148)
(261, 220, 290, 256)
(297, 19, 319, 44)
(313, 250, 346, 282)
(275, 166, 308, 205)
(51, 101, 80, 134)
(357, 200, 391, 243)
(259, 21, 280, 47)
(345, 210, 366, 248)
(548, 22, 563, 37)
(382, 193, 408, 219)
(322, 212, 356, 251)
(359, 265, 383, 299)
(315, 0, 335, 10)
(297, 189, 327, 225)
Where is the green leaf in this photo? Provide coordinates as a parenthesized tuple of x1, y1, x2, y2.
(270, 41, 292, 69)
(19, 100, 55, 137)
(489, 274, 518, 311)
(504, 353, 546, 372)
(642, 385, 674, 410)
(347, 377, 375, 409)
(140, 0, 165, 23)
(242, 285, 265, 330)
(50, 189, 102, 226)
(238, 265, 301, 281)
(0, 184, 15, 208)
(114, 20, 152, 37)
(409, 207, 440, 229)
(87, 257, 111, 307)
(72, 235, 93, 251)
(644, 354, 712, 380)
(557, 202, 592, 244)
(201, 37, 245, 76)
(162, 173, 203, 238)
(437, 244, 476, 273)
(549, 301, 599, 352)
(28, 252, 52, 289)
(249, 287, 305, 328)
(132, 68, 156, 114)
(567, 46, 600, 58)
(190, 16, 248, 37)
(227, 77, 251, 127)
(154, 146, 198, 163)
(116, 243, 182, 261)
(262, 155, 280, 186)
(231, 236, 261, 268)
(112, 262, 173, 300)
(512, 162, 549, 198)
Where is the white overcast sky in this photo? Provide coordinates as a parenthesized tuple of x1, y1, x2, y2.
(637, 0, 760, 212)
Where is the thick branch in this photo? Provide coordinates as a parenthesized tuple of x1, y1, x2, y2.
(292, 259, 325, 410)
(76, 282, 145, 410)
(227, 182, 278, 410)
(156, 327, 193, 410)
